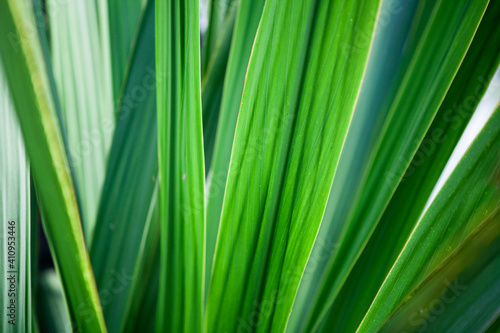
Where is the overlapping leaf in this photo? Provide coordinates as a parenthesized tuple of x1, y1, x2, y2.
(201, 0, 237, 74)
(206, 0, 381, 331)
(380, 207, 500, 333)
(0, 1, 106, 331)
(359, 103, 500, 331)
(305, 1, 490, 330)
(201, 3, 238, 167)
(90, 2, 159, 332)
(205, 0, 266, 294)
(106, 0, 146, 100)
(309, 2, 500, 330)
(289, 1, 424, 328)
(35, 271, 72, 333)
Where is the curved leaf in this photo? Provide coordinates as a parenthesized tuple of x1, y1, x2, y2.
(359, 103, 500, 331)
(315, 2, 500, 330)
(0, 1, 106, 331)
(380, 207, 500, 333)
(205, 0, 265, 296)
(306, 1, 490, 329)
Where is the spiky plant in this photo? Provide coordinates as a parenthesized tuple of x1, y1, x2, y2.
(1, 0, 500, 332)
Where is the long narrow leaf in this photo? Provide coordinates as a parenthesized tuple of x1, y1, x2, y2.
(205, 0, 266, 295)
(201, 0, 237, 74)
(35, 271, 72, 333)
(155, 0, 205, 331)
(0, 63, 31, 333)
(90, 2, 159, 332)
(201, 2, 238, 167)
(0, 1, 106, 331)
(306, 1, 490, 329)
(289, 1, 424, 329)
(359, 103, 500, 331)
(315, 2, 500, 330)
(48, 0, 115, 239)
(380, 207, 500, 333)
(207, 0, 381, 331)
(105, 0, 146, 100)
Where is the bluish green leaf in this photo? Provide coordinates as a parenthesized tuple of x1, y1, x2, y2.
(306, 1, 490, 329)
(90, 2, 159, 332)
(380, 207, 500, 333)
(359, 103, 500, 331)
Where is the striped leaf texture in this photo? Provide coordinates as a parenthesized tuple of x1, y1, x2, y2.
(0, 61, 32, 333)
(206, 0, 381, 331)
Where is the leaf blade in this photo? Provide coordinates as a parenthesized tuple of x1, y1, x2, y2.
(206, 0, 381, 331)
(359, 103, 500, 331)
(306, 1, 490, 329)
(90, 2, 159, 332)
(315, 2, 500, 330)
(0, 61, 31, 333)
(155, 0, 205, 331)
(0, 2, 106, 331)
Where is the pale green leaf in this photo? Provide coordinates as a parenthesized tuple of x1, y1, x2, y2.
(48, 0, 115, 240)
(0, 1, 106, 331)
(0, 62, 31, 333)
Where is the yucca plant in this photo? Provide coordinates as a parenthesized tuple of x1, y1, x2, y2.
(1, 0, 500, 332)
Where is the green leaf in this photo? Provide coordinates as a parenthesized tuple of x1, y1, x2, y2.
(155, 0, 205, 332)
(359, 103, 500, 331)
(206, 0, 381, 331)
(105, 0, 146, 100)
(201, 2, 238, 168)
(35, 270, 72, 333)
(201, 0, 237, 74)
(0, 1, 106, 331)
(486, 315, 500, 333)
(312, 2, 500, 330)
(380, 207, 500, 333)
(205, 0, 265, 296)
(121, 215, 160, 333)
(306, 1, 490, 329)
(289, 1, 425, 329)
(90, 2, 159, 332)
(48, 0, 115, 240)
(0, 63, 32, 332)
